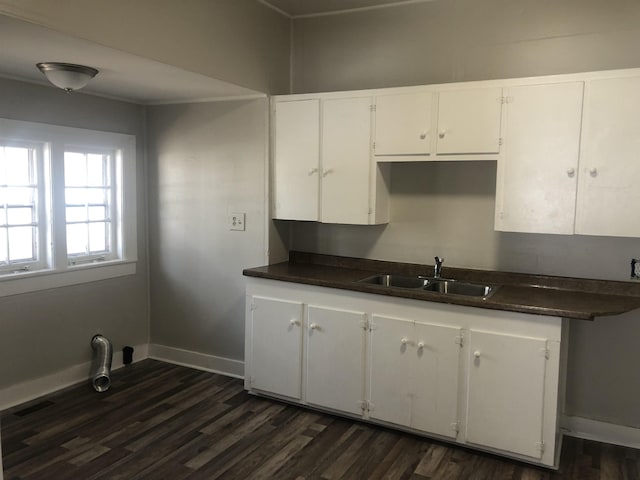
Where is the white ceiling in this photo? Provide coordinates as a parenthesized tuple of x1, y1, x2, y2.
(0, 15, 264, 105)
(261, 0, 429, 17)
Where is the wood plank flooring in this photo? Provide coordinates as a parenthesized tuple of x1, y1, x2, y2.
(2, 359, 638, 479)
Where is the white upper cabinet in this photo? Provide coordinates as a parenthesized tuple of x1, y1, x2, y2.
(576, 76, 640, 237)
(272, 96, 389, 225)
(495, 82, 584, 234)
(273, 99, 320, 221)
(436, 87, 502, 155)
(373, 86, 503, 160)
(374, 92, 433, 156)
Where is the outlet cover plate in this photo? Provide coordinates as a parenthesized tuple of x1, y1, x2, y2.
(633, 259, 640, 280)
(229, 212, 245, 231)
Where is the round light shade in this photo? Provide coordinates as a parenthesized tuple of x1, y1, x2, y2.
(36, 62, 99, 93)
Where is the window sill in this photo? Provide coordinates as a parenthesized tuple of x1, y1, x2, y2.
(0, 260, 137, 297)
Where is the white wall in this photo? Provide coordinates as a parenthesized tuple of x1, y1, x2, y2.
(146, 99, 269, 365)
(289, 0, 640, 429)
(0, 78, 149, 391)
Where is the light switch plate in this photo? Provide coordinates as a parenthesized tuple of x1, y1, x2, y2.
(229, 212, 245, 231)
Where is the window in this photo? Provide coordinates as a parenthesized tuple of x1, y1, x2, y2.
(0, 118, 137, 297)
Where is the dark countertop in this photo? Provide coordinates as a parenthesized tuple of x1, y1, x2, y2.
(243, 251, 640, 321)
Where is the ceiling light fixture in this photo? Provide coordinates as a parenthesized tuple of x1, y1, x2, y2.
(36, 62, 99, 93)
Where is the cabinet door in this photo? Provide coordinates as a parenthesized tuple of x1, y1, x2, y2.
(436, 87, 502, 154)
(306, 305, 366, 415)
(374, 92, 433, 155)
(466, 330, 547, 459)
(495, 82, 583, 234)
(273, 99, 320, 221)
(250, 296, 303, 399)
(576, 76, 640, 237)
(321, 97, 373, 224)
(411, 322, 461, 439)
(369, 315, 414, 427)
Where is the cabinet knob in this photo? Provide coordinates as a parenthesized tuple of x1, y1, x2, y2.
(401, 337, 409, 345)
(438, 131, 446, 139)
(309, 323, 319, 330)
(419, 131, 428, 140)
(589, 168, 598, 177)
(322, 168, 334, 178)
(417, 341, 425, 349)
(308, 168, 318, 176)
(566, 168, 575, 178)
(474, 350, 481, 359)
(289, 319, 299, 326)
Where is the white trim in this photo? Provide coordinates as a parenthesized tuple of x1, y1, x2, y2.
(563, 415, 640, 449)
(259, 0, 437, 19)
(149, 344, 245, 379)
(0, 343, 149, 412)
(257, 0, 292, 18)
(144, 93, 267, 106)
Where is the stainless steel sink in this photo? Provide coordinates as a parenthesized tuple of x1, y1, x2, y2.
(357, 274, 497, 298)
(357, 274, 429, 289)
(423, 280, 495, 298)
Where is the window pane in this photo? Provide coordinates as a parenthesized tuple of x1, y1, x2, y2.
(66, 206, 87, 222)
(65, 187, 86, 205)
(0, 207, 6, 227)
(87, 188, 107, 204)
(4, 187, 35, 205)
(0, 228, 7, 263)
(8, 226, 34, 261)
(4, 147, 32, 185)
(67, 223, 87, 255)
(87, 154, 108, 186)
(88, 206, 106, 221)
(89, 222, 107, 252)
(7, 207, 33, 225)
(64, 152, 86, 186)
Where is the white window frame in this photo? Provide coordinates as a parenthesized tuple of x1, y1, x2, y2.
(0, 118, 137, 297)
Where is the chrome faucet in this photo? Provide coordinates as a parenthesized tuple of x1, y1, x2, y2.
(434, 256, 444, 278)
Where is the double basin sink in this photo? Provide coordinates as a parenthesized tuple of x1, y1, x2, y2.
(357, 274, 497, 299)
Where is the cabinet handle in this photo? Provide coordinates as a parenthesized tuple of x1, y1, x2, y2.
(308, 168, 318, 176)
(438, 131, 447, 139)
(419, 131, 428, 140)
(589, 168, 598, 177)
(417, 341, 425, 349)
(566, 168, 575, 178)
(289, 319, 300, 326)
(322, 168, 334, 178)
(309, 323, 319, 330)
(474, 350, 481, 359)
(401, 337, 409, 345)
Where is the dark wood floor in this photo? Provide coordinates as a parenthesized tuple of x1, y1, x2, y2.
(1, 360, 638, 480)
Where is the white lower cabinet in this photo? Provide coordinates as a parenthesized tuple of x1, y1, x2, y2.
(306, 305, 367, 415)
(369, 315, 461, 439)
(466, 330, 548, 459)
(245, 278, 565, 468)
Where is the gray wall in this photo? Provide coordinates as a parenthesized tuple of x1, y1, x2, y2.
(289, 1, 640, 427)
(0, 0, 291, 94)
(0, 77, 148, 389)
(147, 99, 268, 362)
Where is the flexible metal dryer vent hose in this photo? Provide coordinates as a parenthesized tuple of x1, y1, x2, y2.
(90, 334, 113, 392)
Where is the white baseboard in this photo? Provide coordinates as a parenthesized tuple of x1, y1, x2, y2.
(0, 343, 149, 412)
(563, 415, 640, 449)
(148, 343, 244, 379)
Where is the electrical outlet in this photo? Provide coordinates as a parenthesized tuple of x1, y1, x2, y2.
(229, 212, 245, 231)
(632, 259, 640, 280)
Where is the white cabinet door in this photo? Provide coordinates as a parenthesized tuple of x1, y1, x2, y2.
(321, 97, 373, 224)
(466, 330, 547, 460)
(273, 99, 320, 221)
(436, 87, 502, 154)
(369, 316, 461, 439)
(369, 315, 413, 427)
(412, 321, 461, 439)
(250, 296, 303, 399)
(576, 76, 640, 237)
(306, 305, 366, 415)
(495, 82, 584, 234)
(374, 92, 433, 155)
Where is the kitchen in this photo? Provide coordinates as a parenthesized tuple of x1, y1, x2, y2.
(1, 0, 640, 477)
